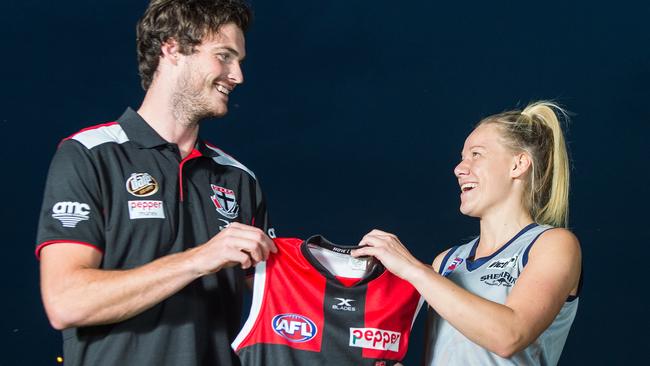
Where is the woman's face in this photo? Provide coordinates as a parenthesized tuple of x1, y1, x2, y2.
(453, 123, 518, 218)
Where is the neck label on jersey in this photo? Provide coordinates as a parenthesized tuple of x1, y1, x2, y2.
(348, 257, 369, 270)
(349, 327, 401, 352)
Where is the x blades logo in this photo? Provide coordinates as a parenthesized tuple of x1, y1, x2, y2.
(332, 298, 356, 312)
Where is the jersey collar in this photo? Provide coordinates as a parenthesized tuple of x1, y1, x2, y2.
(300, 235, 386, 286)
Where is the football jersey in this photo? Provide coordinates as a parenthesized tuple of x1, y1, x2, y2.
(232, 235, 423, 366)
(425, 223, 579, 366)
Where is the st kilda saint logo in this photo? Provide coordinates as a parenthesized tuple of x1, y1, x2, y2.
(126, 173, 159, 197)
(210, 184, 240, 219)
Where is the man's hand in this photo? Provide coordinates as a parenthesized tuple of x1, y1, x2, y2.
(190, 222, 277, 275)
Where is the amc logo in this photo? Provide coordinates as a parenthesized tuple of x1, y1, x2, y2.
(51, 201, 91, 228)
(52, 201, 90, 215)
(271, 314, 317, 343)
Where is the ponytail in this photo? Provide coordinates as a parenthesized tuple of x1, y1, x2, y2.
(478, 101, 571, 227)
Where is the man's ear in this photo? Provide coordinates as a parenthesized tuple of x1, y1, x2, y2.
(160, 38, 181, 65)
(511, 152, 532, 178)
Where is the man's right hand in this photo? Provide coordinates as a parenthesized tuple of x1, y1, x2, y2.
(190, 222, 277, 275)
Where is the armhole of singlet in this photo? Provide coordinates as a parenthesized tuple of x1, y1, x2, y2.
(567, 271, 583, 302)
(521, 228, 553, 267)
(521, 228, 581, 303)
(438, 245, 460, 274)
(231, 260, 269, 351)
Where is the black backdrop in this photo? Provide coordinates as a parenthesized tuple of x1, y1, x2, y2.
(2, 1, 648, 364)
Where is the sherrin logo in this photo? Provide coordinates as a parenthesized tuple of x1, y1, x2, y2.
(349, 327, 401, 352)
(126, 173, 159, 197)
(272, 314, 317, 343)
(480, 271, 517, 287)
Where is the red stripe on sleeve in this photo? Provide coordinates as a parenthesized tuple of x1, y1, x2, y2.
(35, 240, 104, 260)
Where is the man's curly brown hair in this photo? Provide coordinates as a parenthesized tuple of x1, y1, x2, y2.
(136, 0, 252, 90)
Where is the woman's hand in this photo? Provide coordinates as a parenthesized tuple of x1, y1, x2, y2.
(351, 229, 426, 281)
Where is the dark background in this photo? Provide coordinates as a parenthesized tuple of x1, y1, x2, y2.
(2, 1, 648, 364)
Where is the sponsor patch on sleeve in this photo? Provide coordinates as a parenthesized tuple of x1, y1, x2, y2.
(52, 201, 90, 228)
(128, 200, 165, 219)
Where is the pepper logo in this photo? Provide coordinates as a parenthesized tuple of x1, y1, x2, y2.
(349, 327, 401, 352)
(272, 314, 317, 343)
(126, 173, 159, 197)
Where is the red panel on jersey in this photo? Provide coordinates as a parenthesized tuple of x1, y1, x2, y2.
(237, 238, 326, 352)
(361, 272, 422, 360)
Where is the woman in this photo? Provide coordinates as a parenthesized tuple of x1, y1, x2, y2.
(352, 101, 581, 365)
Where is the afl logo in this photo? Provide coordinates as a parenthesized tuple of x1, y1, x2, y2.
(126, 173, 159, 197)
(272, 313, 317, 343)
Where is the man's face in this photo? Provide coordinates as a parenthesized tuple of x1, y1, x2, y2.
(173, 23, 246, 121)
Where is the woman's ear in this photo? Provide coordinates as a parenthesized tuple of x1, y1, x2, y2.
(511, 152, 532, 178)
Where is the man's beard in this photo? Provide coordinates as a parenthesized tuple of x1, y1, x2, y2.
(171, 68, 218, 127)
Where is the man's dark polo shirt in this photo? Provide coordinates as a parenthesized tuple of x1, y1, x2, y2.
(36, 108, 271, 366)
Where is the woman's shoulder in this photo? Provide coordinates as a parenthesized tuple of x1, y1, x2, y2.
(528, 227, 581, 264)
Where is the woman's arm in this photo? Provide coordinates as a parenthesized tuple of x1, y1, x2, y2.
(352, 228, 581, 358)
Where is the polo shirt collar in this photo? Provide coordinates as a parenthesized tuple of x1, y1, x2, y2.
(118, 107, 218, 157)
(118, 107, 172, 149)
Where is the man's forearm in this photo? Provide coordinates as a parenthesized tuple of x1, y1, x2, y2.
(41, 247, 202, 329)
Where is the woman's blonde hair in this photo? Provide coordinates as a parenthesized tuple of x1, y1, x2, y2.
(478, 101, 571, 227)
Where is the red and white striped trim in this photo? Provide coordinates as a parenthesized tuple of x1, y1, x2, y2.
(411, 296, 425, 328)
(232, 260, 267, 351)
(61, 122, 129, 149)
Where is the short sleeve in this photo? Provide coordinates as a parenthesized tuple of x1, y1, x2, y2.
(35, 140, 105, 258)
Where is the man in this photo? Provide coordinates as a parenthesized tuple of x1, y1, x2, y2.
(36, 1, 276, 365)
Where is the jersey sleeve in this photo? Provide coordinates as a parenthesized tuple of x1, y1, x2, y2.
(35, 140, 106, 258)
